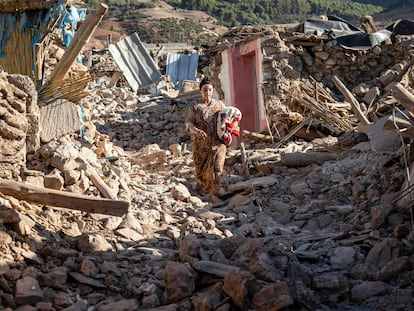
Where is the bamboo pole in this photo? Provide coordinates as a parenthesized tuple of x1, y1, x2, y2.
(239, 142, 250, 177)
(295, 92, 354, 131)
(40, 71, 92, 103)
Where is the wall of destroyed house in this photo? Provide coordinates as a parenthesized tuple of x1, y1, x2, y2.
(296, 37, 414, 89)
(259, 32, 305, 138)
(0, 72, 39, 179)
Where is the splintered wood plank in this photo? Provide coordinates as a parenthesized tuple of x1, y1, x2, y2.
(0, 180, 129, 216)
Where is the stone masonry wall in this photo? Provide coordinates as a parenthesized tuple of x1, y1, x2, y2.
(0, 72, 39, 179)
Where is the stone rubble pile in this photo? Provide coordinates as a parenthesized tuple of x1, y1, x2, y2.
(1, 23, 414, 311)
(0, 73, 39, 179)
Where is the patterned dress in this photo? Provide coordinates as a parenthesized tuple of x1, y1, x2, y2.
(185, 99, 226, 195)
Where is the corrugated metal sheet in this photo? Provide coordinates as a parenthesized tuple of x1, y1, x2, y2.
(108, 32, 161, 92)
(166, 52, 198, 90)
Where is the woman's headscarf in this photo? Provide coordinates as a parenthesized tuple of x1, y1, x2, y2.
(199, 76, 214, 90)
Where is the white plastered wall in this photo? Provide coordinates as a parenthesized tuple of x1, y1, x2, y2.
(218, 49, 232, 107)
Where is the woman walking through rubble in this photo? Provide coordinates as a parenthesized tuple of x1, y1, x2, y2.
(185, 77, 227, 203)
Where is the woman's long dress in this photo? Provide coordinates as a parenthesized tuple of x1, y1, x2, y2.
(185, 99, 226, 195)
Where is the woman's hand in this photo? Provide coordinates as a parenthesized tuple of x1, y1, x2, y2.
(190, 126, 207, 139)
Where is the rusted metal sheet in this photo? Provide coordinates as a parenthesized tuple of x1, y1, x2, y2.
(108, 32, 161, 92)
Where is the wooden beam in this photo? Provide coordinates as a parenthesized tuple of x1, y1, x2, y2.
(34, 43, 43, 85)
(392, 83, 414, 115)
(383, 114, 413, 131)
(108, 71, 124, 88)
(47, 3, 108, 85)
(239, 142, 250, 177)
(241, 129, 273, 143)
(86, 168, 117, 200)
(332, 76, 371, 125)
(0, 180, 129, 217)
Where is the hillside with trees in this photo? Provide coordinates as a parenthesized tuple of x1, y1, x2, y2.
(165, 0, 381, 26)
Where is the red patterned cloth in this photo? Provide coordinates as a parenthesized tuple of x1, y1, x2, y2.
(217, 107, 242, 145)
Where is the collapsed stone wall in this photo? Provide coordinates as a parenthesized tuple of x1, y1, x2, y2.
(210, 25, 414, 139)
(288, 34, 414, 89)
(260, 29, 414, 138)
(0, 72, 39, 179)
